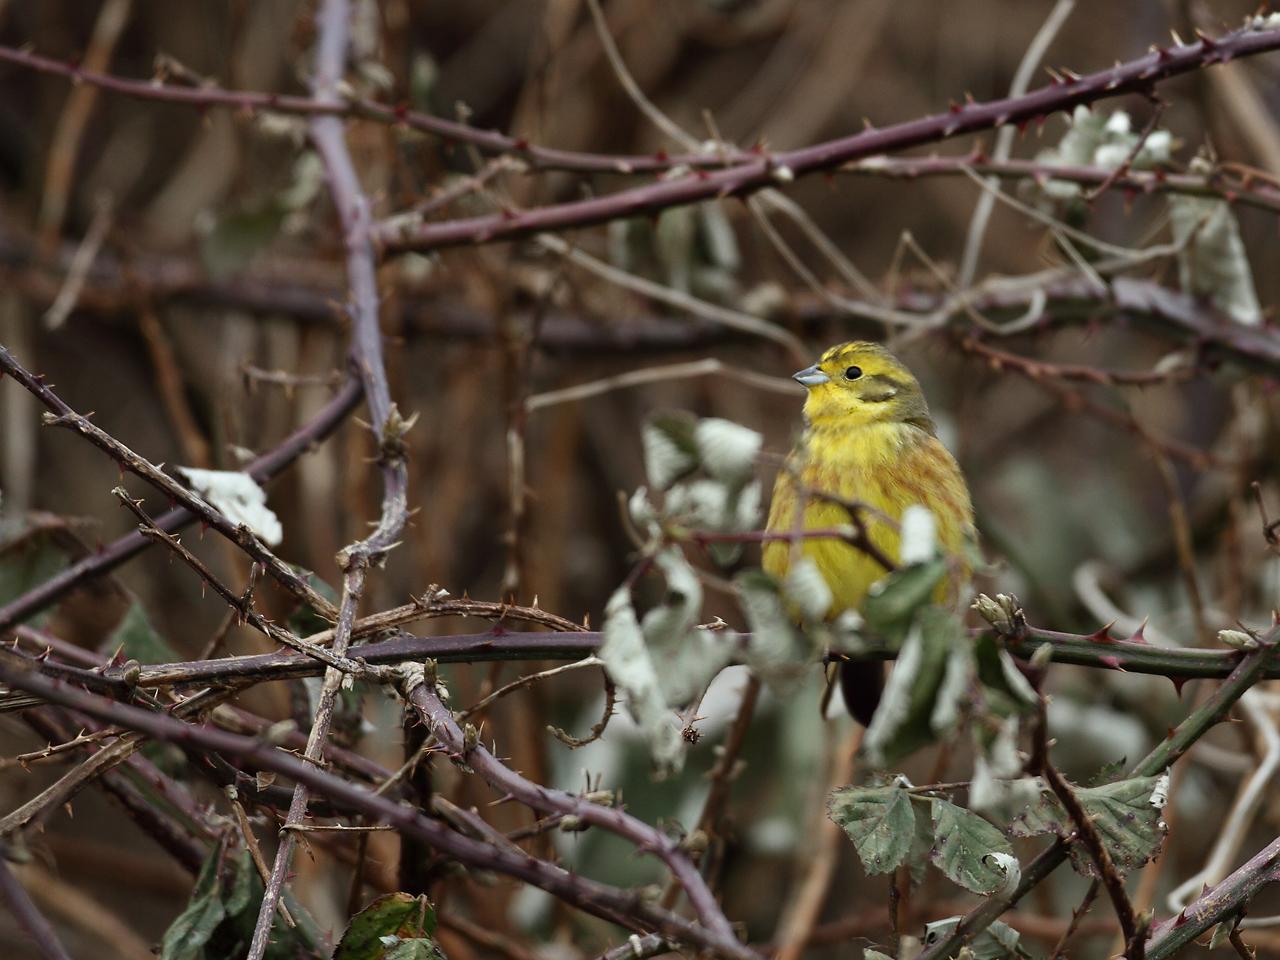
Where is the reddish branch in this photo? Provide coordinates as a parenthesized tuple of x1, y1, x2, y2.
(0, 846, 72, 960)
(371, 24, 1280, 252)
(0, 44, 735, 176)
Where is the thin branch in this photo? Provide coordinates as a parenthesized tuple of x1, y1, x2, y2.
(42, 192, 113, 330)
(842, 151, 1280, 216)
(957, 0, 1077, 286)
(534, 233, 806, 361)
(374, 24, 1280, 253)
(114, 487, 376, 679)
(526, 357, 799, 412)
(0, 848, 73, 960)
(1047, 880, 1101, 960)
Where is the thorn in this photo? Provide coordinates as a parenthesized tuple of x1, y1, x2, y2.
(1170, 676, 1189, 697)
(1128, 618, 1150, 645)
(1099, 654, 1124, 670)
(1087, 622, 1117, 643)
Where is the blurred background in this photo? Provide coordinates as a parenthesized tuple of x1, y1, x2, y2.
(1, 1, 1279, 957)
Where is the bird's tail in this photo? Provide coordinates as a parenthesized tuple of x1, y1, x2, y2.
(839, 660, 883, 727)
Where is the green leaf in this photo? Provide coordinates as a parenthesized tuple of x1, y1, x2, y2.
(781, 556, 833, 622)
(1170, 161, 1261, 326)
(335, 893, 438, 960)
(862, 607, 959, 767)
(600, 587, 686, 776)
(736, 569, 814, 690)
(160, 847, 227, 960)
(930, 637, 976, 736)
(973, 635, 1036, 718)
(108, 601, 178, 664)
(907, 796, 937, 887)
(1074, 776, 1166, 876)
(642, 411, 699, 491)
(223, 849, 255, 917)
(385, 940, 448, 960)
(929, 799, 1016, 895)
(828, 784, 915, 876)
(1009, 776, 1166, 877)
(862, 559, 947, 637)
(923, 917, 1026, 960)
(640, 547, 703, 649)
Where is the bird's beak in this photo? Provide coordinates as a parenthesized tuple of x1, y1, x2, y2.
(792, 364, 830, 387)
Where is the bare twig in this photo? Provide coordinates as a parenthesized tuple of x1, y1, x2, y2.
(1047, 880, 1101, 960)
(42, 193, 113, 330)
(0, 848, 74, 960)
(957, 0, 1077, 286)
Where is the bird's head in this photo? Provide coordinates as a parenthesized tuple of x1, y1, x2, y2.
(792, 341, 934, 430)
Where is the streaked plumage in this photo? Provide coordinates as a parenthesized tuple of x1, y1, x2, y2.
(763, 341, 974, 724)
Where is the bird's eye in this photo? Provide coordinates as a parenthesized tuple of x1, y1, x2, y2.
(844, 366, 863, 381)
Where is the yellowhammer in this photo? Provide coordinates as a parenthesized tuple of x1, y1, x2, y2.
(763, 341, 975, 725)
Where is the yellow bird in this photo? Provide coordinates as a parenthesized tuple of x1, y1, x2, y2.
(763, 341, 975, 725)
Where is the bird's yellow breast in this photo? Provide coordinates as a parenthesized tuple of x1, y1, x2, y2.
(763, 420, 973, 612)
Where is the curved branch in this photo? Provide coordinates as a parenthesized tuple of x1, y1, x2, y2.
(402, 671, 741, 944)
